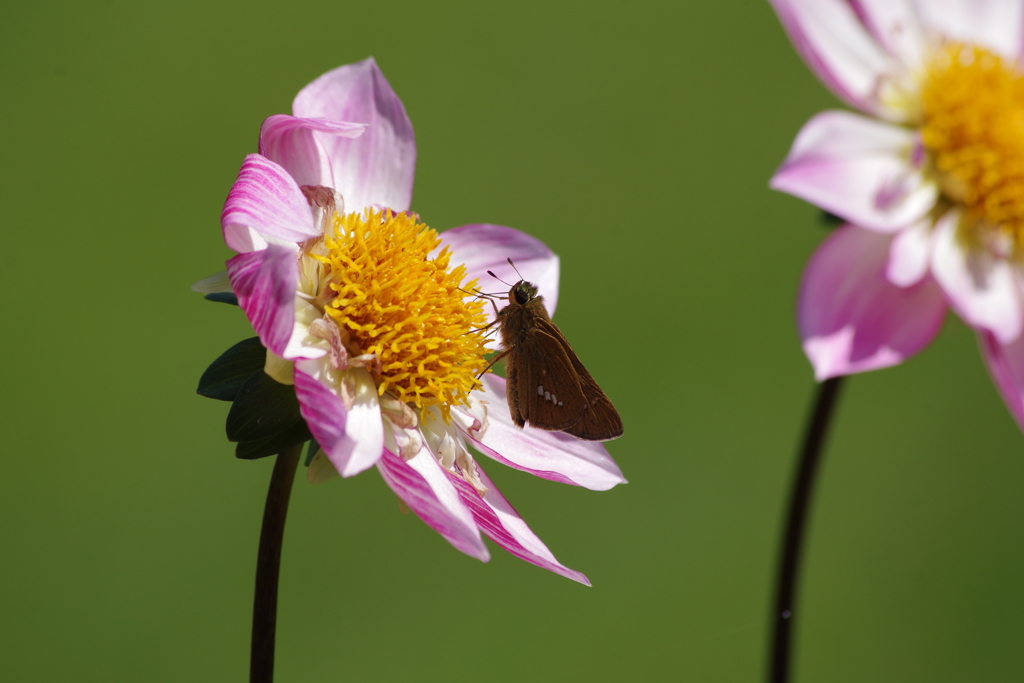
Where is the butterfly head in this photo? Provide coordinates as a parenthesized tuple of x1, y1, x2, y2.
(509, 280, 539, 306)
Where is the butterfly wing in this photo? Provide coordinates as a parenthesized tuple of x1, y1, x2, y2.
(534, 319, 623, 441)
(506, 324, 588, 431)
(561, 351, 623, 441)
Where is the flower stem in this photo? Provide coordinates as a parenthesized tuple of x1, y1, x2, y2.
(769, 376, 845, 683)
(251, 444, 302, 683)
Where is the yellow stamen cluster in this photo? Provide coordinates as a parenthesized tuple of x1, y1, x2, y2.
(317, 208, 489, 417)
(922, 44, 1024, 244)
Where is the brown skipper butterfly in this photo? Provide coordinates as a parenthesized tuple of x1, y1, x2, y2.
(480, 260, 623, 442)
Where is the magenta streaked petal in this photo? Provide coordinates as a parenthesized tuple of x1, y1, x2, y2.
(466, 375, 625, 491)
(221, 155, 318, 253)
(916, 0, 1024, 61)
(768, 0, 900, 119)
(771, 111, 936, 233)
(799, 224, 946, 380)
(293, 363, 384, 477)
(440, 223, 560, 319)
(886, 216, 934, 287)
(258, 115, 367, 189)
(445, 465, 590, 586)
(931, 211, 1024, 344)
(292, 58, 415, 213)
(225, 245, 298, 356)
(376, 448, 489, 561)
(980, 330, 1024, 434)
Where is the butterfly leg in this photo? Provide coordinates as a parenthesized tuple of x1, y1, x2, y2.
(477, 348, 511, 379)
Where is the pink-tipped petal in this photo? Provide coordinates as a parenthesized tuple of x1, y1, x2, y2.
(225, 245, 298, 357)
(221, 155, 318, 253)
(980, 330, 1024, 434)
(886, 216, 934, 287)
(294, 363, 384, 477)
(376, 448, 489, 561)
(467, 375, 625, 491)
(916, 0, 1024, 62)
(771, 111, 936, 233)
(799, 224, 947, 380)
(259, 115, 367, 189)
(768, 0, 902, 119)
(931, 211, 1024, 344)
(440, 223, 560, 319)
(292, 58, 415, 212)
(445, 465, 591, 585)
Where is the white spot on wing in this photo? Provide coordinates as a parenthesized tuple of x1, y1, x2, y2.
(537, 384, 563, 406)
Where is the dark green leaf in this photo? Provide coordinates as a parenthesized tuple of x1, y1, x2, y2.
(304, 438, 321, 466)
(197, 337, 266, 401)
(821, 210, 844, 228)
(235, 421, 312, 460)
(226, 369, 304, 442)
(204, 292, 239, 305)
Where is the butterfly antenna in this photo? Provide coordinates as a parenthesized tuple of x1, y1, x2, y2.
(487, 270, 514, 287)
(506, 258, 525, 281)
(466, 285, 507, 298)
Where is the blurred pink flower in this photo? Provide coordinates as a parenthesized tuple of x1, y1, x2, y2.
(770, 0, 1024, 430)
(195, 59, 624, 584)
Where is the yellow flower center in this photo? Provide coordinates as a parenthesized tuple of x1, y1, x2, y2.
(314, 208, 489, 417)
(922, 43, 1024, 245)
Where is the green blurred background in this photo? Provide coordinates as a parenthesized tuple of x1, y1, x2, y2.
(2, 0, 1023, 681)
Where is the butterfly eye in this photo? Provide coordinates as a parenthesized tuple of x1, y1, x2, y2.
(514, 286, 530, 305)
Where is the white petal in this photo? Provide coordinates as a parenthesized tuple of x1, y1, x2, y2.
(886, 215, 934, 287)
(916, 0, 1024, 61)
(771, 111, 936, 232)
(852, 0, 928, 70)
(931, 211, 1024, 344)
(221, 155, 319, 253)
(307, 450, 340, 484)
(264, 349, 295, 385)
(467, 375, 626, 491)
(292, 58, 416, 213)
(439, 223, 561, 318)
(281, 299, 328, 362)
(337, 368, 386, 476)
(376, 437, 488, 560)
(294, 362, 385, 477)
(190, 270, 233, 294)
(445, 464, 590, 585)
(769, 0, 906, 119)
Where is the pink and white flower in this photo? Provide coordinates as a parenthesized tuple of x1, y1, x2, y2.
(195, 58, 624, 584)
(769, 0, 1024, 431)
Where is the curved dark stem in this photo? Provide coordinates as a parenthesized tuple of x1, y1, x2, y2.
(251, 444, 302, 683)
(769, 376, 845, 683)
